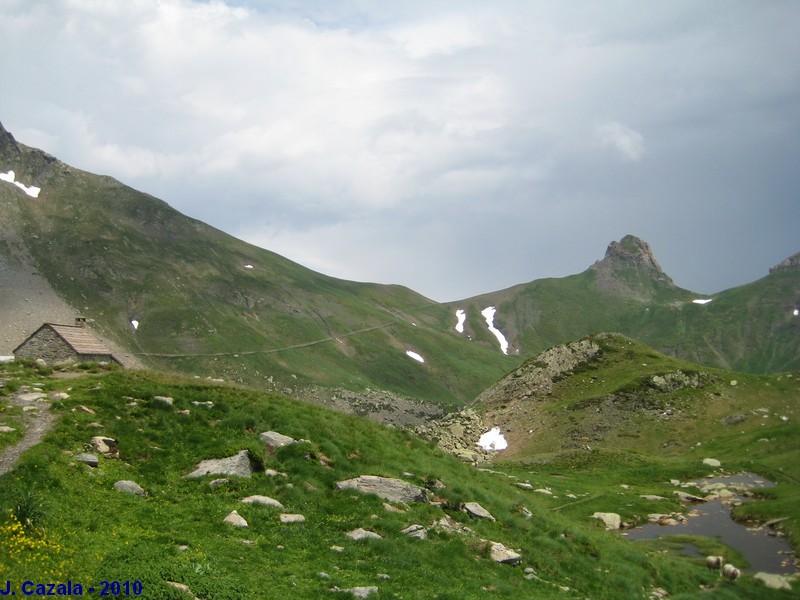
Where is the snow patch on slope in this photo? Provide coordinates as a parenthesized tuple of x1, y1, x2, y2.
(481, 306, 509, 355)
(692, 298, 713, 305)
(0, 170, 40, 198)
(477, 427, 508, 451)
(455, 309, 466, 333)
(406, 350, 425, 363)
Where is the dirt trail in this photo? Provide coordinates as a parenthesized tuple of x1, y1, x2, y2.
(0, 391, 57, 476)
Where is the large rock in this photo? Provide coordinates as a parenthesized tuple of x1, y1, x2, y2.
(260, 431, 296, 450)
(241, 495, 285, 509)
(463, 502, 495, 521)
(702, 458, 721, 468)
(346, 528, 382, 541)
(592, 512, 621, 530)
(114, 480, 147, 497)
(76, 453, 99, 468)
(753, 572, 794, 590)
(223, 510, 248, 527)
(185, 450, 254, 479)
(91, 436, 118, 455)
(489, 541, 522, 565)
(335, 475, 427, 503)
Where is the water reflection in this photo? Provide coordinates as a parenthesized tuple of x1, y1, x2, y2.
(624, 473, 796, 574)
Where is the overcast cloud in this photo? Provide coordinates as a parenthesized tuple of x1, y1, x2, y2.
(1, 0, 798, 301)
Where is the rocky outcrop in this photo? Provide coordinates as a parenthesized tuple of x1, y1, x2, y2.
(476, 337, 603, 405)
(414, 409, 490, 463)
(769, 251, 800, 273)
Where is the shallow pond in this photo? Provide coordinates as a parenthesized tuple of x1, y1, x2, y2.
(624, 473, 796, 574)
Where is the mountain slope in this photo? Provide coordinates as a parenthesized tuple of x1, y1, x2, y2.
(0, 122, 517, 413)
(2, 361, 794, 598)
(447, 235, 800, 373)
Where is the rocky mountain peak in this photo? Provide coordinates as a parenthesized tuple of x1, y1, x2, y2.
(601, 235, 664, 273)
(769, 251, 800, 273)
(589, 235, 675, 299)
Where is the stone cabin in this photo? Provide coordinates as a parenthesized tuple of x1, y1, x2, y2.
(13, 318, 122, 365)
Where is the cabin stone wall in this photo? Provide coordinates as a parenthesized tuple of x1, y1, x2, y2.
(14, 326, 78, 364)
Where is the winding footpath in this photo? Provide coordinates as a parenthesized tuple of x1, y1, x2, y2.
(0, 390, 57, 476)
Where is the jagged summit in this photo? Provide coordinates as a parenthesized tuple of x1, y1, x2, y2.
(588, 235, 675, 300)
(597, 235, 668, 275)
(770, 251, 800, 273)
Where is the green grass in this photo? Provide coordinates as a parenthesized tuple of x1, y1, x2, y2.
(3, 362, 793, 598)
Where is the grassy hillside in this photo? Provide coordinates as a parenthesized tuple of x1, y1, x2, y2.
(467, 334, 800, 557)
(1, 125, 517, 408)
(2, 360, 795, 598)
(449, 259, 800, 374)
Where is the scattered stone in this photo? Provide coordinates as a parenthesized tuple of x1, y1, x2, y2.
(330, 545, 345, 552)
(76, 453, 99, 467)
(346, 528, 382, 541)
(279, 513, 306, 523)
(185, 450, 254, 478)
(114, 480, 147, 497)
(702, 458, 721, 468)
(78, 405, 95, 415)
(520, 507, 533, 519)
(516, 483, 533, 490)
(175, 409, 190, 415)
(383, 503, 405, 514)
(673, 491, 706, 503)
(264, 468, 287, 477)
(534, 488, 553, 495)
(592, 512, 621, 530)
(753, 572, 793, 590)
(48, 392, 70, 400)
(463, 502, 495, 521)
(91, 436, 118, 455)
(17, 392, 46, 402)
(209, 478, 230, 487)
(191, 401, 214, 408)
(0, 425, 15, 433)
(489, 541, 522, 565)
(640, 495, 667, 501)
(165, 581, 198, 599)
(400, 524, 427, 539)
(241, 495, 285, 509)
(336, 586, 379, 598)
(335, 475, 428, 503)
(223, 510, 248, 527)
(260, 430, 296, 450)
(153, 395, 173, 405)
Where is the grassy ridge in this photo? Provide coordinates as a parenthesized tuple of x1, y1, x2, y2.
(2, 361, 792, 598)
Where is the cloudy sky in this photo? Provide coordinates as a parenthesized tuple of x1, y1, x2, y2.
(1, 0, 798, 301)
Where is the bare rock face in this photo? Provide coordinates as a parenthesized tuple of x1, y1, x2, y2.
(600, 235, 666, 274)
(335, 475, 428, 503)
